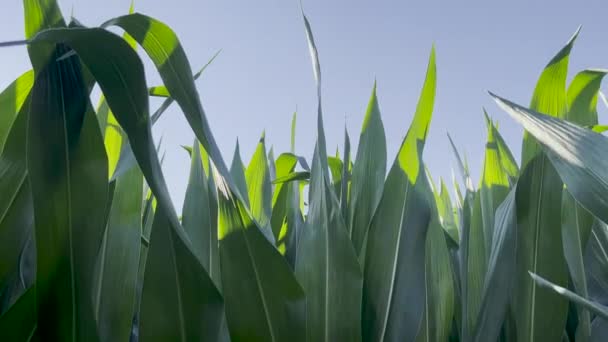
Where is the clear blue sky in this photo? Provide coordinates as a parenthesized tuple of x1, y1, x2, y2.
(1, 1, 607, 209)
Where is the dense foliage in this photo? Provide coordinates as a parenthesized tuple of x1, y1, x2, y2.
(1, 1, 607, 341)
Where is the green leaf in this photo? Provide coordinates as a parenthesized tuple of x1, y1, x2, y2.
(140, 205, 225, 341)
(340, 127, 351, 221)
(0, 108, 33, 302)
(530, 272, 608, 321)
(521, 27, 579, 167)
(0, 287, 36, 341)
(27, 46, 107, 341)
(462, 191, 486, 341)
(217, 185, 306, 342)
(438, 180, 459, 242)
(418, 175, 455, 342)
(245, 135, 273, 234)
(363, 46, 436, 342)
(230, 141, 250, 207)
(473, 187, 517, 342)
(182, 141, 221, 288)
(0, 70, 34, 153)
(295, 10, 363, 340)
(562, 69, 606, 342)
(585, 220, 608, 306)
(566, 69, 607, 126)
(512, 154, 568, 342)
(93, 145, 143, 342)
(348, 83, 387, 259)
(270, 153, 303, 266)
(479, 112, 510, 259)
(272, 171, 310, 184)
(491, 93, 608, 231)
(102, 13, 247, 206)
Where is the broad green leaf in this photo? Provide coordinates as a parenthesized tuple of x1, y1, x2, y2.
(473, 188, 517, 342)
(491, 93, 608, 231)
(561, 69, 607, 342)
(295, 11, 363, 340)
(182, 141, 221, 288)
(93, 147, 143, 342)
(479, 112, 510, 259)
(521, 27, 579, 167)
(0, 287, 35, 341)
(27, 46, 107, 341)
(0, 70, 34, 153)
(23, 0, 66, 69)
(245, 135, 273, 234)
(512, 154, 568, 342)
(363, 46, 436, 342)
(140, 205, 225, 341)
(348, 83, 387, 258)
(25, 27, 225, 338)
(530, 272, 608, 321)
(217, 185, 306, 342)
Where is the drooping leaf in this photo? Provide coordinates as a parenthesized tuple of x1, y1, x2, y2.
(491, 93, 608, 231)
(102, 13, 247, 206)
(363, 46, 436, 342)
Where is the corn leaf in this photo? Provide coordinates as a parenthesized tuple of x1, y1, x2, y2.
(0, 71, 34, 153)
(182, 141, 221, 288)
(216, 185, 306, 342)
(245, 135, 273, 235)
(27, 46, 107, 341)
(363, 46, 435, 342)
(0, 286, 35, 341)
(473, 187, 517, 342)
(93, 144, 143, 342)
(139, 205, 225, 341)
(294, 10, 363, 340)
(521, 27, 579, 167)
(348, 83, 387, 259)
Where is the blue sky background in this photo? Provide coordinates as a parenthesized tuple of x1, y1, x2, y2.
(1, 1, 607, 209)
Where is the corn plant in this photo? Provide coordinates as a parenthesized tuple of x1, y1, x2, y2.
(0, 1, 607, 341)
